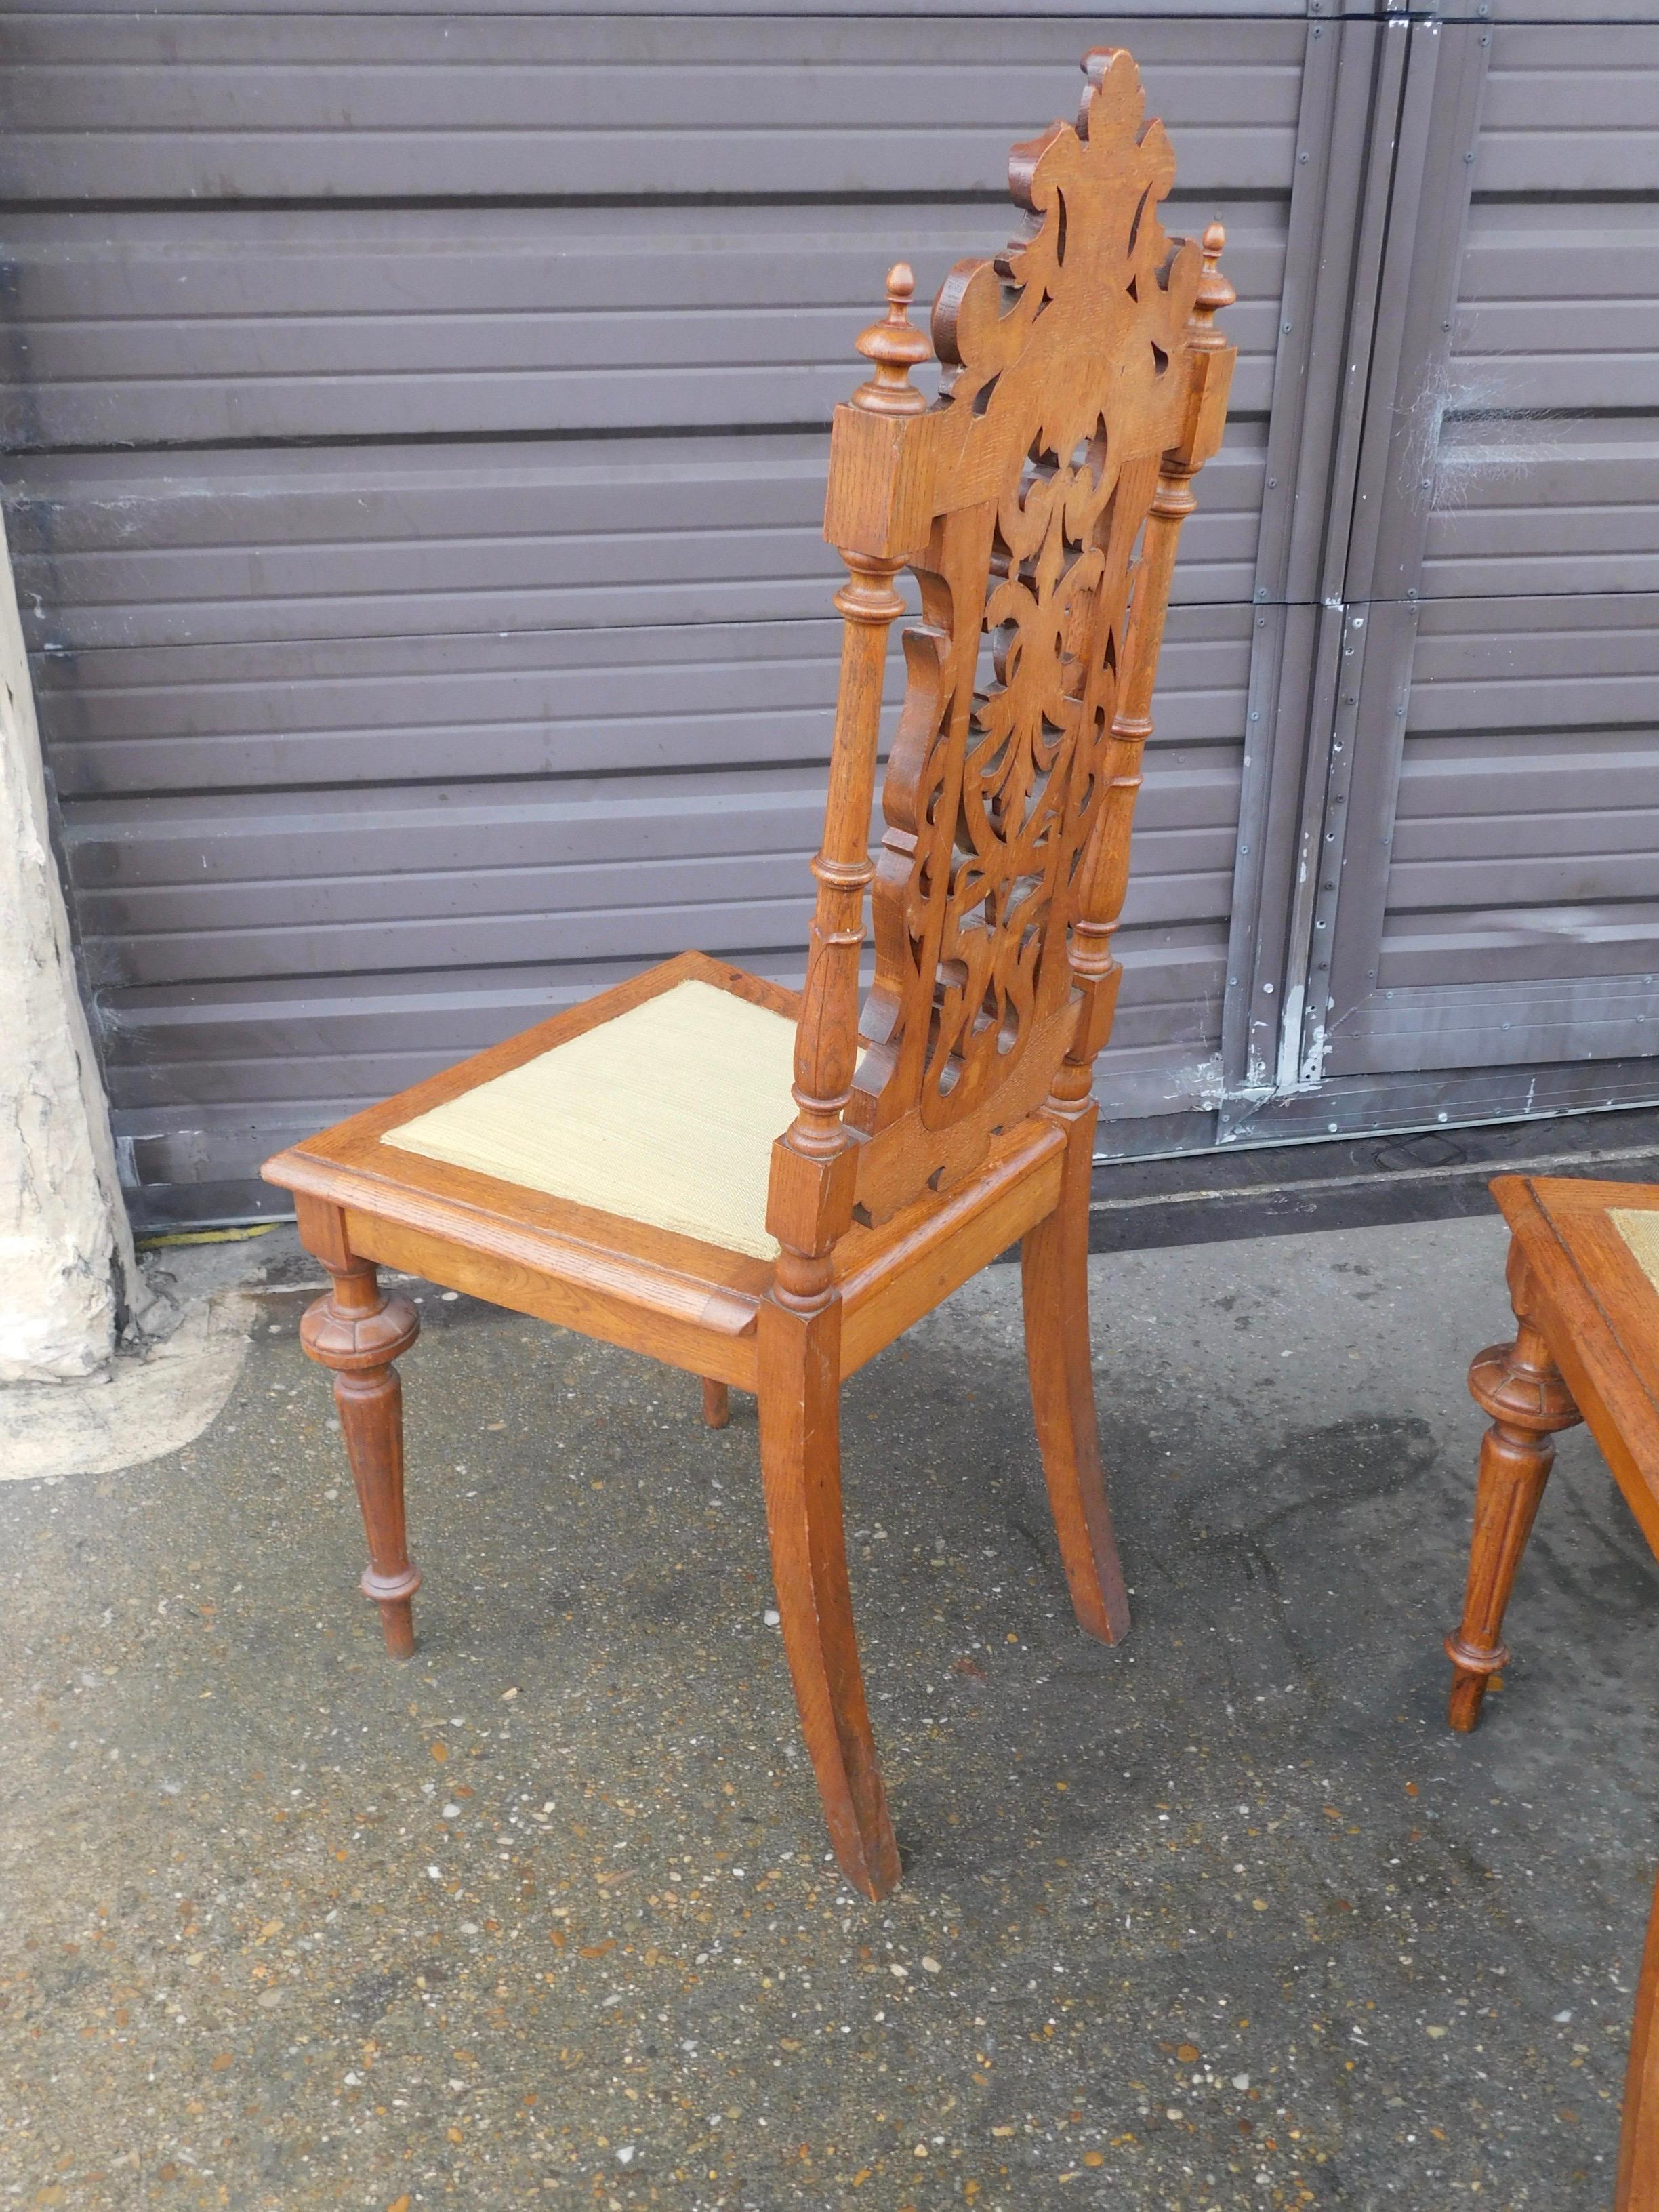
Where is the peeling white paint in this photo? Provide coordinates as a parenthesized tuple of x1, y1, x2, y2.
(1274, 981, 1307, 1096)
(1299, 1015, 1330, 1090)
(1177, 1053, 1229, 1111)
(0, 506, 150, 1382)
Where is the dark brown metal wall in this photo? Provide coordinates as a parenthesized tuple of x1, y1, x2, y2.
(1213, 1, 1659, 1148)
(1320, 26, 1659, 1086)
(1336, 24, 1659, 1079)
(1, 3, 1655, 1221)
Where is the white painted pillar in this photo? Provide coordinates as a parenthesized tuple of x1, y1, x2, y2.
(0, 506, 143, 1381)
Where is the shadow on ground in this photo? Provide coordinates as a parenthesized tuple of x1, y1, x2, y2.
(1, 1212, 1654, 2209)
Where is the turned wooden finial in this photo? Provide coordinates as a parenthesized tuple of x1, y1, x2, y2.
(852, 263, 930, 415)
(1190, 221, 1235, 348)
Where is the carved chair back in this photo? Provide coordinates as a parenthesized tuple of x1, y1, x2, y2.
(766, 48, 1234, 1301)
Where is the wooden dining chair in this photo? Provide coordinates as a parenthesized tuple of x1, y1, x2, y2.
(262, 47, 1234, 1899)
(1446, 1181, 1659, 2208)
(1446, 1176, 1659, 1734)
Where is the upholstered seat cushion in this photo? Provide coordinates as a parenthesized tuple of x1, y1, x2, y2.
(384, 978, 800, 1260)
(1613, 1207, 1659, 1295)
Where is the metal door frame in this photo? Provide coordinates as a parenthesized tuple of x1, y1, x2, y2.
(1192, 9, 1659, 1148)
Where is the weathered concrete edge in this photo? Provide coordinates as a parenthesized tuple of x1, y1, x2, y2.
(0, 503, 146, 1380)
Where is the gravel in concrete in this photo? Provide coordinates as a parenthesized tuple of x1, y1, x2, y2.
(1, 1212, 1654, 2209)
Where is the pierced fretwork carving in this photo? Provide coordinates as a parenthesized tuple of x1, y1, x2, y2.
(769, 44, 1233, 1256)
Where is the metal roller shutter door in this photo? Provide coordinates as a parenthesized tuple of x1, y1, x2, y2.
(0, 9, 1300, 1218)
(12, 3, 1658, 1216)
(1306, 21, 1659, 1117)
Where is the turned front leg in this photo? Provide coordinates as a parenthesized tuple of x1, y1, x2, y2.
(1446, 1244, 1580, 1732)
(300, 1259, 422, 1658)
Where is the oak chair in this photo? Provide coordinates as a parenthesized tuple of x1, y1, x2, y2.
(1446, 1176, 1659, 1734)
(1446, 1178, 1659, 2208)
(263, 47, 1234, 1900)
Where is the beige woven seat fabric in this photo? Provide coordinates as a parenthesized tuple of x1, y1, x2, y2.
(384, 979, 799, 1260)
(1612, 1208, 1659, 1296)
